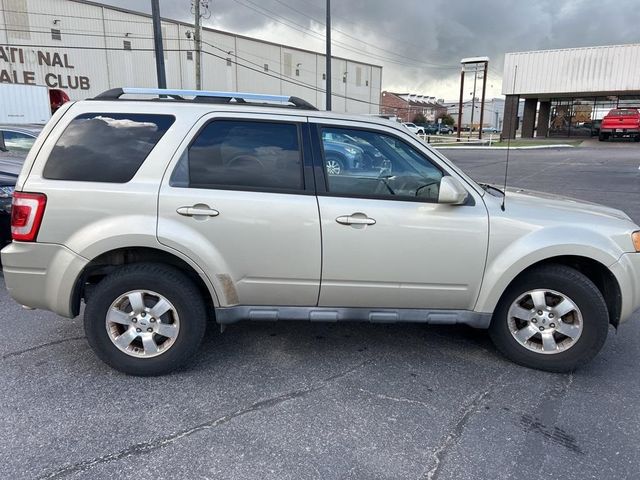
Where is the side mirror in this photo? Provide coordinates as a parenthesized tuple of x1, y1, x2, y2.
(438, 176, 468, 205)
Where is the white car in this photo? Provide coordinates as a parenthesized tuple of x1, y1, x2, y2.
(402, 122, 425, 135)
(3, 87, 640, 376)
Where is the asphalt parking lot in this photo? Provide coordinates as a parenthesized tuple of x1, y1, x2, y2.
(1, 140, 639, 480)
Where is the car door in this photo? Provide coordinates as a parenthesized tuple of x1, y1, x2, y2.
(311, 120, 489, 310)
(157, 113, 321, 307)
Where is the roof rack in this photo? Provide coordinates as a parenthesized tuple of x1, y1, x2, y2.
(90, 88, 317, 110)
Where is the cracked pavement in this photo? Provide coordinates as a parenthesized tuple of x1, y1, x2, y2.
(1, 141, 640, 479)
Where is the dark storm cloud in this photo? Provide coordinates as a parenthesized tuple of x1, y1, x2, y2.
(98, 0, 640, 96)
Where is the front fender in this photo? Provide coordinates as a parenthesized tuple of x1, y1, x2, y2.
(474, 226, 623, 314)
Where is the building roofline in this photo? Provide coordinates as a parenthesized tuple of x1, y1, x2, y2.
(68, 0, 383, 69)
(505, 42, 640, 57)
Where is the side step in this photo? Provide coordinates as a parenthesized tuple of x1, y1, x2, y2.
(215, 306, 491, 329)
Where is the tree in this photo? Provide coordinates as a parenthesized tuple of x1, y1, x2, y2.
(412, 112, 427, 125)
(439, 113, 455, 126)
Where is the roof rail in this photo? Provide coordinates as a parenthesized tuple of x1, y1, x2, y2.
(90, 88, 317, 110)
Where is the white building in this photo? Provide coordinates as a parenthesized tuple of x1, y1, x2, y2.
(502, 43, 640, 138)
(0, 0, 382, 113)
(443, 98, 508, 131)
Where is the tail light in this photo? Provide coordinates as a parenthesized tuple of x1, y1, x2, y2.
(11, 192, 47, 242)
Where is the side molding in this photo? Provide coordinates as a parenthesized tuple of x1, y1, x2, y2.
(215, 306, 492, 329)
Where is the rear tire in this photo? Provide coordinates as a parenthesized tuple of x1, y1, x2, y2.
(489, 264, 609, 372)
(598, 132, 608, 141)
(84, 263, 207, 376)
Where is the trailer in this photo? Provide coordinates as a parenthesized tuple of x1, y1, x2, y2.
(0, 84, 51, 124)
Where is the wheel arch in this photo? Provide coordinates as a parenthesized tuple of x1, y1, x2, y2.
(71, 246, 220, 318)
(479, 254, 622, 327)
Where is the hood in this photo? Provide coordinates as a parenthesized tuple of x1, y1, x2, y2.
(504, 187, 632, 222)
(0, 153, 26, 178)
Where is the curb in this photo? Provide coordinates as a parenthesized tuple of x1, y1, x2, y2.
(433, 144, 576, 150)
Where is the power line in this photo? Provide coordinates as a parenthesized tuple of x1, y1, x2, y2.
(0, 40, 383, 108)
(229, 0, 457, 70)
(269, 0, 458, 69)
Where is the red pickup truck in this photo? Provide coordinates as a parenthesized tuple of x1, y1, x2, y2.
(599, 108, 640, 141)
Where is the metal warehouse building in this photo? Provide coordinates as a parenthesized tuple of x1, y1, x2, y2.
(502, 43, 640, 138)
(0, 0, 382, 113)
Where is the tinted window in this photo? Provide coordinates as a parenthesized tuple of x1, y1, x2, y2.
(321, 127, 443, 202)
(43, 113, 174, 182)
(2, 131, 36, 152)
(172, 120, 303, 191)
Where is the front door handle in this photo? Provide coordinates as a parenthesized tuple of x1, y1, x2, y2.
(336, 213, 376, 226)
(177, 205, 220, 217)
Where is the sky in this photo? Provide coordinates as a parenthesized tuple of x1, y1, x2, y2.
(100, 0, 640, 100)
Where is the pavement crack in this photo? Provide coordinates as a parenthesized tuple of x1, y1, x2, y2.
(422, 377, 502, 480)
(358, 388, 436, 412)
(1, 336, 86, 360)
(37, 360, 369, 479)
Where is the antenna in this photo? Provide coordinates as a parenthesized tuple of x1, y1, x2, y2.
(501, 64, 517, 211)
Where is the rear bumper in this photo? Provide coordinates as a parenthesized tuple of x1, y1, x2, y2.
(1, 242, 87, 318)
(610, 253, 640, 324)
(600, 128, 640, 136)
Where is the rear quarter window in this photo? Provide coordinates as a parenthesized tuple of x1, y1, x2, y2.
(43, 113, 175, 182)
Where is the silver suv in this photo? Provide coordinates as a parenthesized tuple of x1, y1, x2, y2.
(3, 88, 640, 376)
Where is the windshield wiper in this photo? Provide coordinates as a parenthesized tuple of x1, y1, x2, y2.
(479, 183, 505, 196)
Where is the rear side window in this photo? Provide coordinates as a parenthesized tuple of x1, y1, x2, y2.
(43, 113, 174, 182)
(171, 120, 303, 191)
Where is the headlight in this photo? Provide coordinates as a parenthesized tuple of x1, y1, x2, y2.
(632, 231, 640, 252)
(0, 185, 15, 198)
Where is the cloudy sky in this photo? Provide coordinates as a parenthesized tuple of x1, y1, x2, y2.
(101, 0, 640, 100)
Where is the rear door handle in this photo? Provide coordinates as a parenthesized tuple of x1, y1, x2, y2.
(336, 213, 376, 226)
(177, 206, 220, 217)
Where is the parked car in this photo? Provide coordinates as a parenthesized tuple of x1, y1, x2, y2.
(3, 87, 640, 376)
(0, 125, 41, 246)
(322, 138, 365, 175)
(599, 108, 640, 141)
(482, 127, 499, 133)
(402, 122, 425, 135)
(438, 125, 454, 135)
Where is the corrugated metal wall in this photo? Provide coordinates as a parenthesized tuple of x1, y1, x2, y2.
(503, 44, 640, 96)
(0, 0, 381, 113)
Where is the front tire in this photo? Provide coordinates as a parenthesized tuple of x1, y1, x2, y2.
(489, 265, 609, 372)
(84, 263, 207, 376)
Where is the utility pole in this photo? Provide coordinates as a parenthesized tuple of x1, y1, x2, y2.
(325, 0, 332, 110)
(456, 68, 464, 141)
(151, 0, 166, 88)
(194, 0, 202, 90)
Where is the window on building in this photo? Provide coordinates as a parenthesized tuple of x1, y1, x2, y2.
(356, 67, 362, 87)
(6, 0, 30, 40)
(283, 52, 292, 76)
(226, 57, 232, 67)
(366, 80, 369, 87)
(51, 28, 62, 41)
(123, 40, 132, 51)
(322, 73, 326, 80)
(186, 51, 193, 60)
(264, 63, 269, 72)
(44, 113, 175, 183)
(171, 120, 303, 191)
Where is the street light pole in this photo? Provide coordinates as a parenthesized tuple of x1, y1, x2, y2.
(151, 0, 166, 88)
(325, 0, 332, 110)
(478, 60, 489, 139)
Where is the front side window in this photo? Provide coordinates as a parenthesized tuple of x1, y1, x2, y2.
(171, 120, 303, 191)
(44, 113, 174, 182)
(321, 127, 443, 202)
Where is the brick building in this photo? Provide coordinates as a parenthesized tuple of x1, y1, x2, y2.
(380, 91, 447, 123)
